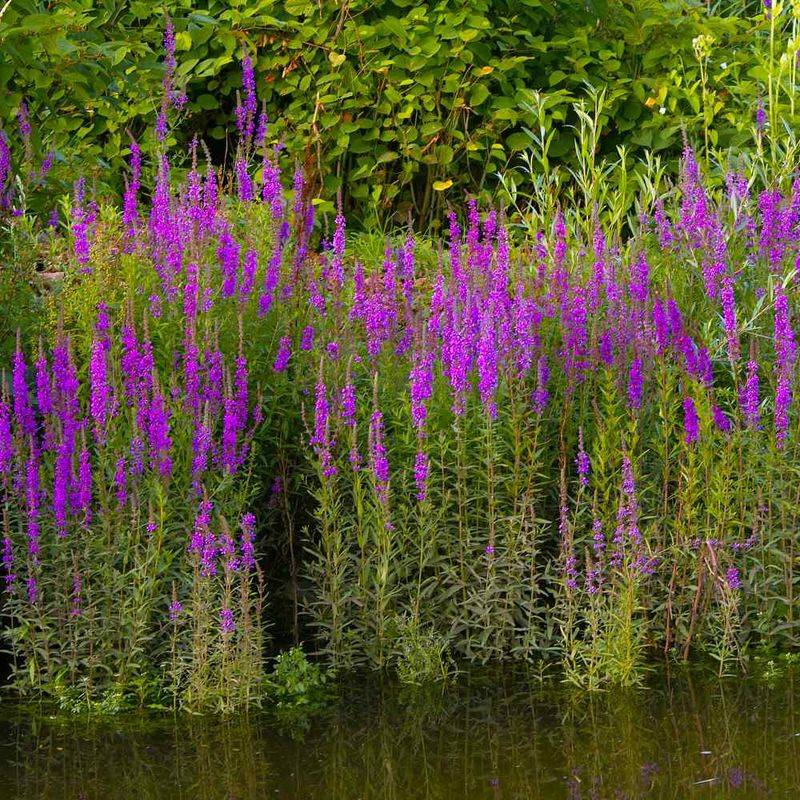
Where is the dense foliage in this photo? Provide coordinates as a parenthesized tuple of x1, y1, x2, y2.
(3, 4, 800, 711)
(0, 0, 775, 224)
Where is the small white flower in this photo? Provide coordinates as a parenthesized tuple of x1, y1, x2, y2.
(659, 107, 666, 115)
(720, 61, 728, 69)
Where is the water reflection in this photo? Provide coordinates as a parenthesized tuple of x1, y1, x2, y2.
(1, 670, 798, 799)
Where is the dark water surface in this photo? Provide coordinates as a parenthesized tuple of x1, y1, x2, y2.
(0, 669, 798, 799)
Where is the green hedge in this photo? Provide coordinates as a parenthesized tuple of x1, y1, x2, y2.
(0, 1, 756, 224)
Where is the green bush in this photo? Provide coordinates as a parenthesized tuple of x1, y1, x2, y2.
(0, 0, 750, 225)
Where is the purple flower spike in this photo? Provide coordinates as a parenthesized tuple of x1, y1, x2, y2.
(683, 396, 700, 445)
(575, 428, 590, 488)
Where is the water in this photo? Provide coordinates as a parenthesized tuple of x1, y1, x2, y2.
(1, 669, 798, 799)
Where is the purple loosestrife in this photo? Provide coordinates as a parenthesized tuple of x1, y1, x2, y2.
(221, 396, 240, 475)
(190, 423, 212, 492)
(122, 139, 142, 246)
(190, 500, 217, 577)
(559, 504, 578, 592)
(741, 360, 761, 429)
(200, 167, 219, 233)
(261, 153, 284, 219)
(89, 337, 113, 441)
(258, 239, 284, 316)
(120, 324, 142, 407)
(477, 306, 499, 419)
(0, 131, 10, 209)
(219, 531, 240, 573)
(726, 172, 749, 205)
(758, 190, 788, 270)
(553, 211, 567, 268)
(13, 345, 36, 437)
(217, 226, 241, 299)
(726, 566, 741, 591)
(442, 302, 472, 416)
(36, 150, 55, 184)
(156, 18, 186, 140)
(627, 358, 643, 411)
(25, 450, 41, 563)
(256, 109, 268, 148)
(612, 455, 642, 570)
(630, 251, 651, 305)
(774, 290, 797, 372)
(236, 159, 254, 202)
(369, 406, 389, 505)
(273, 337, 292, 373)
(340, 383, 357, 428)
(301, 325, 316, 352)
(589, 223, 607, 312)
(409, 350, 435, 435)
(169, 599, 183, 622)
(199, 523, 217, 578)
(114, 457, 127, 506)
(149, 294, 163, 320)
(189, 499, 211, 555)
(575, 428, 590, 488)
(775, 372, 792, 447)
(721, 276, 740, 363)
(414, 450, 428, 503)
(95, 304, 111, 344)
(561, 285, 589, 388)
(592, 518, 605, 558)
(147, 388, 173, 477)
(203, 350, 224, 415)
(240, 249, 258, 302)
(712, 404, 732, 433)
(330, 205, 346, 290)
(34, 351, 52, 418)
(74, 446, 92, 525)
(232, 355, 249, 441)
(683, 396, 700, 445)
(183, 334, 201, 417)
(0, 400, 12, 474)
(53, 444, 71, 537)
(652, 299, 669, 354)
(511, 285, 541, 377)
(756, 98, 767, 129)
(129, 437, 145, 477)
(71, 177, 90, 266)
(311, 379, 336, 478)
(773, 290, 796, 445)
(241, 55, 258, 142)
(27, 577, 38, 606)
(598, 329, 614, 366)
(531, 355, 550, 415)
(697, 346, 714, 388)
(2, 537, 14, 592)
(184, 262, 199, 321)
(622, 456, 636, 502)
(220, 608, 236, 635)
(240, 513, 256, 571)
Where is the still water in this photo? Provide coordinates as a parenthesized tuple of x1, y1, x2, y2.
(0, 669, 798, 799)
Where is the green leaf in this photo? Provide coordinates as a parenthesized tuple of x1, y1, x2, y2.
(328, 51, 346, 68)
(470, 84, 490, 107)
(506, 131, 533, 151)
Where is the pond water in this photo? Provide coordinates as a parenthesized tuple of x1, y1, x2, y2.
(0, 669, 798, 799)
